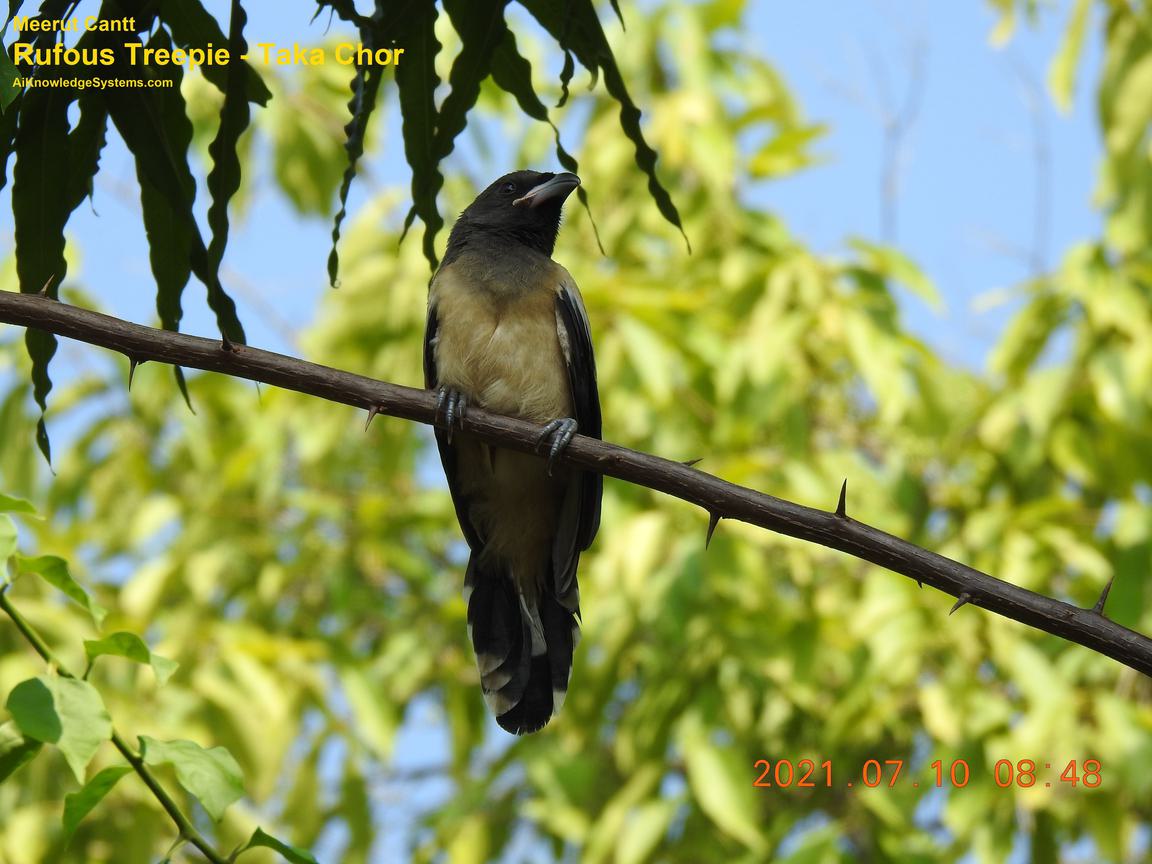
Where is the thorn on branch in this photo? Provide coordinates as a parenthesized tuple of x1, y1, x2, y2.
(949, 593, 973, 616)
(835, 479, 848, 518)
(682, 458, 703, 467)
(38, 275, 57, 298)
(364, 404, 381, 431)
(1092, 576, 1114, 615)
(705, 511, 721, 549)
(128, 357, 142, 390)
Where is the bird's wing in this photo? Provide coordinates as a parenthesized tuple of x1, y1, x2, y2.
(553, 277, 603, 588)
(424, 299, 484, 551)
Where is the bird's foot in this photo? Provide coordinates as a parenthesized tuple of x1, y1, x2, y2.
(535, 417, 578, 476)
(435, 387, 469, 443)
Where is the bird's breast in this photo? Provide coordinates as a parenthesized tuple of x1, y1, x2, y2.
(430, 266, 572, 422)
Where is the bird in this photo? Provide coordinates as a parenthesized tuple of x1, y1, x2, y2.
(423, 170, 602, 734)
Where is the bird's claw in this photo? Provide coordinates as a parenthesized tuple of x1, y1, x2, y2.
(535, 417, 578, 476)
(435, 387, 469, 443)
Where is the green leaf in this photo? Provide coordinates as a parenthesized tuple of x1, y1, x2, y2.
(13, 84, 73, 464)
(327, 63, 385, 286)
(140, 736, 244, 821)
(849, 237, 941, 307)
(238, 827, 319, 864)
(392, 2, 443, 270)
(0, 720, 42, 783)
(0, 513, 15, 562)
(0, 493, 37, 516)
(159, 0, 271, 106)
(84, 632, 179, 685)
(104, 30, 245, 345)
(64, 94, 109, 215)
(6, 676, 112, 783)
(62, 764, 132, 842)
(0, 40, 18, 112)
(205, 0, 253, 278)
(1048, 0, 1091, 113)
(680, 718, 766, 852)
(15, 554, 107, 626)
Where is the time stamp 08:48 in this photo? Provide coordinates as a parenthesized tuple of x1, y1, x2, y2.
(752, 758, 1102, 790)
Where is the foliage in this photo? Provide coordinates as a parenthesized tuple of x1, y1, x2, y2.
(1, 0, 681, 464)
(0, 0, 1151, 863)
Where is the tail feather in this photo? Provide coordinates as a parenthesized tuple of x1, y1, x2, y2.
(465, 554, 579, 734)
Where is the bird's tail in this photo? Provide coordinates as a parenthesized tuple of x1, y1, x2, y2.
(464, 555, 579, 734)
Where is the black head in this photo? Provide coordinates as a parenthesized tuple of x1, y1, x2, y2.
(444, 170, 580, 262)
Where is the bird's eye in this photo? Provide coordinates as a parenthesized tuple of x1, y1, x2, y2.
(500, 182, 517, 194)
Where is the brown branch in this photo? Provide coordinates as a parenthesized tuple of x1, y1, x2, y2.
(2, 290, 1151, 676)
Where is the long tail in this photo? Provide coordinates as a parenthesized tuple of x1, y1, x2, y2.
(465, 556, 579, 734)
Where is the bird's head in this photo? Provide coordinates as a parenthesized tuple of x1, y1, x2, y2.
(446, 170, 581, 260)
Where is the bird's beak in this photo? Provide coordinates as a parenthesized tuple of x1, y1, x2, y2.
(513, 173, 581, 208)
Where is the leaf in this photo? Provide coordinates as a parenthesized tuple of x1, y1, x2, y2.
(205, 0, 253, 278)
(849, 237, 940, 307)
(13, 84, 73, 464)
(6, 676, 112, 783)
(0, 720, 42, 783)
(327, 62, 385, 286)
(61, 765, 132, 842)
(238, 827, 319, 864)
(1048, 0, 1091, 113)
(680, 717, 766, 851)
(159, 0, 271, 106)
(0, 86, 20, 192)
(104, 30, 245, 345)
(64, 94, 109, 215)
(15, 554, 107, 626)
(0, 513, 15, 562)
(140, 736, 244, 821)
(520, 0, 687, 248)
(84, 632, 179, 685)
(0, 40, 18, 112)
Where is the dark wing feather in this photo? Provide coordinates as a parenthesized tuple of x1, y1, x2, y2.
(424, 301, 483, 550)
(555, 284, 603, 551)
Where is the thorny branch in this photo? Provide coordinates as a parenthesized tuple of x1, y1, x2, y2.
(1, 290, 1150, 676)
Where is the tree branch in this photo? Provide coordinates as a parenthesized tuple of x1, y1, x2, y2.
(2, 290, 1151, 677)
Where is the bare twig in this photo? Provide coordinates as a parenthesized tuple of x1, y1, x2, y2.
(2, 290, 1151, 676)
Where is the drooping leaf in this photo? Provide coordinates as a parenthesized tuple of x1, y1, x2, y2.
(84, 632, 179, 685)
(205, 0, 253, 278)
(0, 87, 20, 190)
(140, 736, 244, 821)
(13, 83, 72, 464)
(327, 61, 385, 286)
(0, 41, 18, 112)
(0, 720, 41, 784)
(104, 30, 245, 345)
(391, 0, 443, 269)
(61, 765, 133, 842)
(6, 676, 112, 783)
(159, 0, 271, 106)
(15, 554, 107, 626)
(238, 827, 320, 864)
(62, 93, 110, 218)
(0, 493, 36, 516)
(1049, 0, 1091, 112)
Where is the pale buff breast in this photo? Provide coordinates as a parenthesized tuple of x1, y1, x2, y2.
(429, 263, 573, 422)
